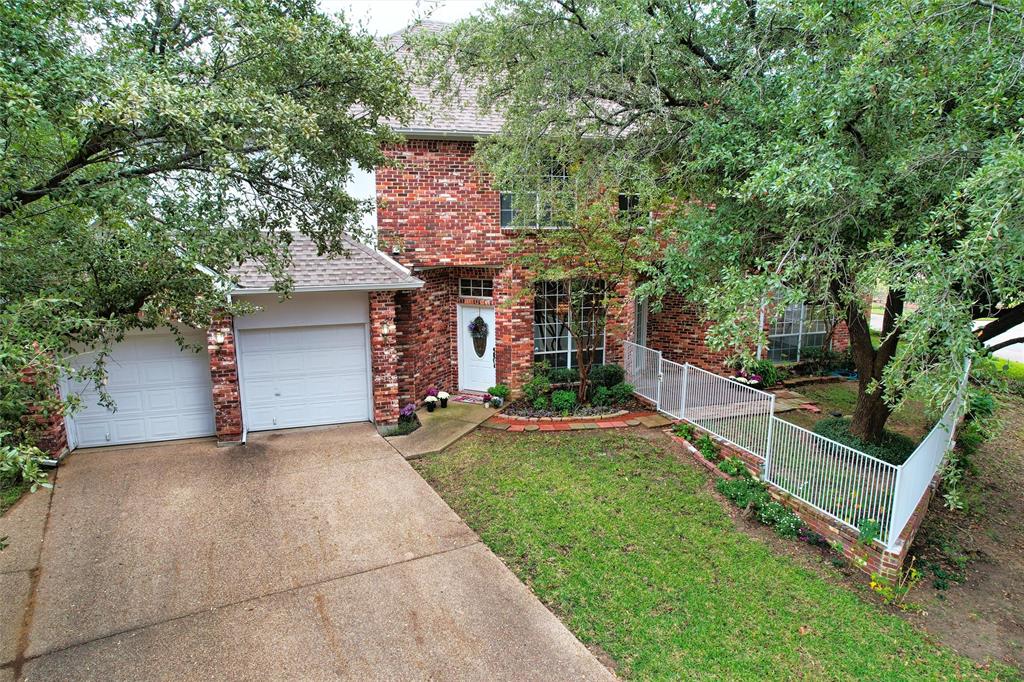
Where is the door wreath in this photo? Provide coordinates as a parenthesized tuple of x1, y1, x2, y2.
(468, 316, 489, 358)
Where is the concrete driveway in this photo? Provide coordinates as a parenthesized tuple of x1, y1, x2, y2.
(0, 424, 612, 681)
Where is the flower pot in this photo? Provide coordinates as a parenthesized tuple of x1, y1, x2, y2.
(426, 402, 436, 412)
(440, 398, 448, 408)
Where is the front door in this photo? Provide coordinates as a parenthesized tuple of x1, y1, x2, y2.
(458, 305, 496, 392)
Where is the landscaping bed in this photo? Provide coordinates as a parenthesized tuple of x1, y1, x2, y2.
(415, 429, 1012, 679)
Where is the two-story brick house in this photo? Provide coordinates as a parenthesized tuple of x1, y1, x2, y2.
(36, 21, 845, 458)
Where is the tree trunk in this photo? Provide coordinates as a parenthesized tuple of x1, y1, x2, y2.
(849, 377, 893, 443)
(843, 287, 904, 444)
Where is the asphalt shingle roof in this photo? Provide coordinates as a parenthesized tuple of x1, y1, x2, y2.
(232, 233, 423, 292)
(388, 21, 503, 137)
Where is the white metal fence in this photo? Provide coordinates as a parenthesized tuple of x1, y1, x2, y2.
(621, 341, 972, 550)
(884, 362, 971, 546)
(765, 418, 898, 535)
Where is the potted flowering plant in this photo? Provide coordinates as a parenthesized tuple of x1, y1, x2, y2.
(437, 391, 450, 408)
(424, 395, 439, 412)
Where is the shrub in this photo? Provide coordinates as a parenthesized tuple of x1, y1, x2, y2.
(589, 363, 625, 389)
(532, 395, 550, 410)
(523, 375, 551, 403)
(748, 360, 781, 387)
(812, 417, 916, 465)
(967, 389, 996, 420)
(591, 386, 612, 407)
(488, 384, 511, 400)
(607, 382, 634, 405)
(717, 457, 750, 478)
(547, 367, 579, 384)
(758, 501, 802, 538)
(715, 477, 770, 510)
(0, 433, 51, 495)
(857, 518, 882, 545)
(672, 422, 695, 441)
(695, 434, 719, 462)
(550, 389, 577, 415)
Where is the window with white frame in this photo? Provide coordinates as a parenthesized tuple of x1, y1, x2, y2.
(767, 303, 829, 362)
(500, 166, 570, 228)
(459, 278, 493, 298)
(533, 281, 606, 368)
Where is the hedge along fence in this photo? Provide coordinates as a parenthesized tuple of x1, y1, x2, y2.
(623, 342, 972, 557)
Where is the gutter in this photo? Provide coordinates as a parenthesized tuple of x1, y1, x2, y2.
(393, 127, 496, 141)
(232, 281, 424, 295)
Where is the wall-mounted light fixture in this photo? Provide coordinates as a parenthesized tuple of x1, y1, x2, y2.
(213, 331, 226, 344)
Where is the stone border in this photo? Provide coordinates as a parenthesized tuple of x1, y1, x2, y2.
(485, 411, 655, 433)
(497, 409, 630, 423)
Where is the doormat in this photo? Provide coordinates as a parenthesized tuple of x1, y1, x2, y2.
(451, 393, 488, 404)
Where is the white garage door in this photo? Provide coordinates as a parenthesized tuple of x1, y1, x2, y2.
(238, 324, 370, 431)
(67, 331, 215, 448)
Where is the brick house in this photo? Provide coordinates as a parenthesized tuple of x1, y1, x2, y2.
(39, 21, 847, 457)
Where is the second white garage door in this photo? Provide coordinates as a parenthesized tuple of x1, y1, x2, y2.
(238, 325, 371, 431)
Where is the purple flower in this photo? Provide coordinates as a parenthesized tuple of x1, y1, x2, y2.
(399, 403, 416, 419)
(426, 386, 439, 397)
(468, 318, 488, 335)
(750, 374, 763, 384)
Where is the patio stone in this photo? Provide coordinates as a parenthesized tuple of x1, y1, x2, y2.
(637, 414, 673, 428)
(481, 420, 510, 431)
(524, 425, 539, 432)
(625, 419, 641, 426)
(569, 423, 598, 430)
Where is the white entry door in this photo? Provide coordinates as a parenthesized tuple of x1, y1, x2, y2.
(238, 324, 370, 431)
(458, 305, 496, 392)
(67, 330, 215, 448)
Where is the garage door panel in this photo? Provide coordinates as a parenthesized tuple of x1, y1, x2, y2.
(70, 331, 215, 448)
(239, 324, 370, 432)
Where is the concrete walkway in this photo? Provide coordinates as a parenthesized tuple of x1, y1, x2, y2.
(386, 401, 493, 459)
(0, 424, 612, 681)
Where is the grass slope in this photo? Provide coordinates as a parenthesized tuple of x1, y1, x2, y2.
(416, 431, 1016, 680)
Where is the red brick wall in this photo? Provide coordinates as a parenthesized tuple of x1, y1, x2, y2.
(377, 140, 511, 268)
(369, 291, 400, 425)
(646, 294, 733, 372)
(207, 315, 242, 444)
(381, 139, 637, 396)
(831, 321, 851, 352)
(395, 269, 456, 407)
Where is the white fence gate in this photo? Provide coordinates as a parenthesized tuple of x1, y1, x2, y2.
(621, 341, 971, 551)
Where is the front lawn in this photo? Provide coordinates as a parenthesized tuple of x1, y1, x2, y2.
(416, 430, 1015, 680)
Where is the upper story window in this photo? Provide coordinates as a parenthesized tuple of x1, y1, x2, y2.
(459, 278, 493, 298)
(767, 303, 829, 362)
(500, 166, 570, 229)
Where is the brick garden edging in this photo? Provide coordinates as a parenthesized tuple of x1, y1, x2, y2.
(496, 409, 632, 423)
(666, 424, 920, 581)
(486, 410, 656, 432)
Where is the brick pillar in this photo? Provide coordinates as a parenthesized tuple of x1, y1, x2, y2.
(603, 280, 635, 366)
(494, 264, 533, 392)
(207, 315, 242, 444)
(20, 350, 69, 457)
(369, 291, 400, 425)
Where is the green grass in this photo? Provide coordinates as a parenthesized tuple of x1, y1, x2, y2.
(782, 381, 933, 443)
(0, 476, 30, 516)
(983, 356, 1024, 382)
(416, 431, 1015, 680)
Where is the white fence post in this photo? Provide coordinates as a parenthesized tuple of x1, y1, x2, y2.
(763, 395, 776, 481)
(680, 363, 690, 420)
(655, 351, 663, 412)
